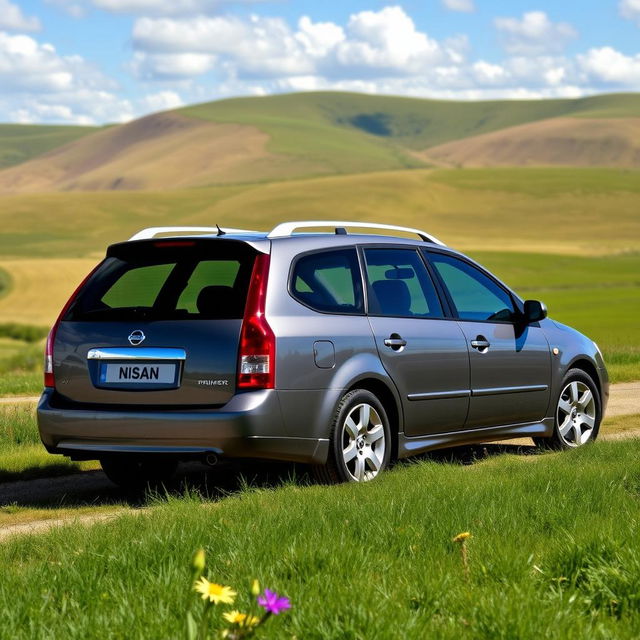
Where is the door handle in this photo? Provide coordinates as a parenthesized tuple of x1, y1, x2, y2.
(384, 334, 407, 351)
(470, 336, 490, 351)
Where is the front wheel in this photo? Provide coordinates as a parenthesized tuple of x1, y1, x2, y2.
(100, 456, 178, 490)
(535, 368, 601, 450)
(313, 389, 392, 484)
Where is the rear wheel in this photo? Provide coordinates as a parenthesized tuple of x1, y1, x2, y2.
(535, 368, 601, 450)
(313, 389, 391, 484)
(100, 456, 178, 490)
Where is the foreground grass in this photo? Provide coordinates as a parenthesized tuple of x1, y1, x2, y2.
(0, 405, 95, 482)
(0, 439, 639, 638)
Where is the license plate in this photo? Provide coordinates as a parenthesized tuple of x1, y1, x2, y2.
(100, 362, 177, 385)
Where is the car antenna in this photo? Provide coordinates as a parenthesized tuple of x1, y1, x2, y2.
(216, 224, 226, 236)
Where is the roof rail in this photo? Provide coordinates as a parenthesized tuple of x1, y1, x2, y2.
(129, 226, 260, 241)
(267, 221, 445, 245)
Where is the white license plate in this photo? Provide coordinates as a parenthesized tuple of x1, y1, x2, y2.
(100, 362, 177, 384)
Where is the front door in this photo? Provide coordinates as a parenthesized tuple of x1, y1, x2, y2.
(362, 247, 470, 436)
(426, 251, 551, 428)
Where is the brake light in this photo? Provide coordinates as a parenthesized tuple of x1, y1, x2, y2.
(44, 265, 100, 388)
(237, 253, 275, 390)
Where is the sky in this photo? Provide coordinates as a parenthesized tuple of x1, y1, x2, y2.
(2, 0, 640, 124)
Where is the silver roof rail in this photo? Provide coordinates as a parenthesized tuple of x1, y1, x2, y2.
(267, 221, 445, 245)
(129, 226, 260, 241)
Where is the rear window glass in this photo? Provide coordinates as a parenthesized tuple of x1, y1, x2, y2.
(67, 244, 254, 321)
(291, 249, 363, 314)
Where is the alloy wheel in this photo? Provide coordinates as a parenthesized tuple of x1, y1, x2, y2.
(341, 403, 386, 482)
(556, 380, 597, 447)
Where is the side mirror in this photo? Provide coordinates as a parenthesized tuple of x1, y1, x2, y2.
(523, 299, 547, 323)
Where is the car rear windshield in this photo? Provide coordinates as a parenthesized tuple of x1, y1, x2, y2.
(66, 241, 256, 321)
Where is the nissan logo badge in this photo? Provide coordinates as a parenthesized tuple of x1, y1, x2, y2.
(128, 330, 146, 346)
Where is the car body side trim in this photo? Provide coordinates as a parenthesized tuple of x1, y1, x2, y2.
(407, 389, 471, 401)
(397, 417, 555, 458)
(472, 384, 548, 396)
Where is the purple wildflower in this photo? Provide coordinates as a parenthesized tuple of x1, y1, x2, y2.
(257, 589, 291, 615)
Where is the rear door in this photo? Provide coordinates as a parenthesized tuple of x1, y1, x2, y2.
(425, 250, 551, 428)
(54, 239, 258, 406)
(363, 247, 470, 436)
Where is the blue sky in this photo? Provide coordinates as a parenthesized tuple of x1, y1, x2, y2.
(2, 0, 640, 124)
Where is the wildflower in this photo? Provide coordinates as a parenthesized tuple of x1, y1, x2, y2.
(257, 589, 291, 615)
(250, 579, 261, 596)
(194, 577, 237, 605)
(453, 532, 471, 543)
(192, 548, 206, 573)
(223, 611, 260, 627)
(452, 531, 472, 581)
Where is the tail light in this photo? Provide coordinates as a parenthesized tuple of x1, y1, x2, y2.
(44, 266, 99, 388)
(237, 253, 275, 390)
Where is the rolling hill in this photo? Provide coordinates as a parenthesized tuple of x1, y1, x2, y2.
(0, 123, 99, 170)
(0, 92, 639, 192)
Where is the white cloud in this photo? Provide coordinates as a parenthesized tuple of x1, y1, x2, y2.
(131, 51, 216, 79)
(578, 46, 640, 86)
(132, 7, 464, 81)
(472, 61, 509, 85)
(0, 31, 133, 123)
(495, 11, 577, 55)
(441, 0, 474, 13)
(138, 90, 184, 112)
(620, 0, 640, 25)
(0, 0, 41, 32)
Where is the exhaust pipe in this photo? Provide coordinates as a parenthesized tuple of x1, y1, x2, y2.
(204, 452, 218, 467)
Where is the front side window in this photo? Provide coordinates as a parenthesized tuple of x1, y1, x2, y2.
(427, 252, 515, 322)
(363, 248, 443, 318)
(291, 248, 363, 314)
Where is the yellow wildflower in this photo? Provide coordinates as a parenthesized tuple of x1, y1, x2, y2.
(194, 577, 237, 605)
(223, 611, 260, 627)
(453, 532, 471, 543)
(192, 548, 206, 573)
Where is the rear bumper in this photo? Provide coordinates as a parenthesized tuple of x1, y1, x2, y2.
(37, 388, 329, 464)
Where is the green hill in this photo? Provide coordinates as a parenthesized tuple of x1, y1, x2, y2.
(181, 90, 640, 153)
(0, 123, 100, 170)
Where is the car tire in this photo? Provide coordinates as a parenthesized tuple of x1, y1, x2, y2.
(535, 368, 601, 450)
(313, 389, 392, 484)
(100, 456, 178, 490)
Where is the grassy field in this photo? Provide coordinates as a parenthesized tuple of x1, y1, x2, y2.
(0, 167, 636, 388)
(0, 437, 638, 638)
(0, 168, 638, 258)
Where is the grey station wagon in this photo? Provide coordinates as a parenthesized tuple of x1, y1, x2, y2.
(37, 221, 608, 488)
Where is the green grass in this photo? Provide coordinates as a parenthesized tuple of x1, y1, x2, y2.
(0, 405, 90, 481)
(0, 371, 41, 396)
(431, 166, 640, 196)
(0, 439, 639, 638)
(0, 123, 99, 169)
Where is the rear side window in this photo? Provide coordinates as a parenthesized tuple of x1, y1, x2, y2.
(363, 248, 443, 318)
(67, 243, 254, 321)
(291, 248, 363, 314)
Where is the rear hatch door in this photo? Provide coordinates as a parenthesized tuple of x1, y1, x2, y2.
(54, 238, 262, 406)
